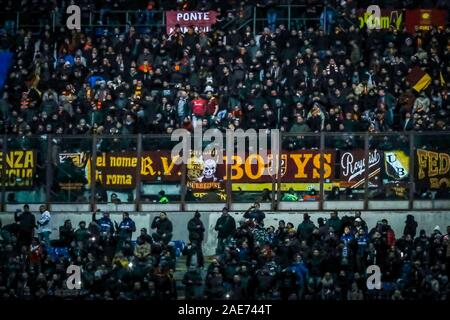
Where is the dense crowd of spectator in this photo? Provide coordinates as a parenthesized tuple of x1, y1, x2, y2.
(0, 1, 449, 139)
(0, 204, 449, 300)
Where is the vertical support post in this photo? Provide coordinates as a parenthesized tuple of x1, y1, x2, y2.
(180, 162, 187, 211)
(226, 136, 232, 211)
(288, 4, 291, 30)
(135, 134, 142, 212)
(45, 135, 52, 206)
(323, 5, 327, 34)
(52, 11, 56, 32)
(363, 132, 370, 210)
(16, 12, 19, 31)
(409, 132, 415, 210)
(319, 132, 325, 211)
(90, 135, 97, 212)
(89, 11, 93, 27)
(253, 6, 256, 36)
(180, 134, 189, 211)
(275, 132, 283, 211)
(1, 135, 7, 211)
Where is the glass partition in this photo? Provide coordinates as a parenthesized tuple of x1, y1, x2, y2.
(1, 132, 450, 209)
(324, 133, 366, 201)
(368, 133, 410, 200)
(230, 131, 276, 204)
(414, 133, 450, 199)
(3, 135, 47, 204)
(50, 136, 92, 203)
(279, 133, 321, 203)
(140, 135, 182, 204)
(93, 135, 137, 204)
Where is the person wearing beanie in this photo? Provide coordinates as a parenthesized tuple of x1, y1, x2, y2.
(403, 214, 418, 238)
(187, 211, 205, 268)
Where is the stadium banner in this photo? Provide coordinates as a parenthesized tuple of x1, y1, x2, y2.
(405, 9, 447, 33)
(60, 150, 335, 190)
(384, 150, 410, 181)
(356, 9, 403, 29)
(415, 149, 450, 190)
(165, 11, 218, 34)
(0, 150, 36, 188)
(186, 150, 336, 191)
(339, 149, 382, 188)
(58, 152, 89, 190)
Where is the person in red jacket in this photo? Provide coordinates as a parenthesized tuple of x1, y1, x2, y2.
(190, 92, 207, 119)
(383, 219, 396, 247)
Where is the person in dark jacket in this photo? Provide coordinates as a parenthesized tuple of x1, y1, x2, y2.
(151, 212, 173, 245)
(404, 214, 418, 238)
(92, 210, 115, 238)
(59, 219, 75, 246)
(137, 228, 153, 245)
(297, 213, 316, 242)
(182, 265, 203, 299)
(115, 212, 136, 243)
(74, 221, 90, 244)
(187, 210, 205, 268)
(214, 207, 236, 254)
(14, 204, 36, 247)
(243, 202, 266, 226)
(327, 211, 342, 234)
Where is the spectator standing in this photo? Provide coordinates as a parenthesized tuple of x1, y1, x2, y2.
(404, 214, 418, 238)
(92, 210, 115, 239)
(327, 211, 342, 234)
(244, 202, 266, 226)
(187, 210, 205, 268)
(297, 213, 316, 242)
(14, 204, 35, 247)
(214, 207, 236, 254)
(115, 212, 136, 244)
(36, 205, 51, 244)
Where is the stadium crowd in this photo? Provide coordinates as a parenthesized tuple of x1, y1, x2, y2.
(0, 204, 449, 300)
(0, 1, 449, 138)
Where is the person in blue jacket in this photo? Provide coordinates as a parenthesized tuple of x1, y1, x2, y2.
(115, 212, 136, 244)
(288, 254, 309, 299)
(92, 210, 115, 239)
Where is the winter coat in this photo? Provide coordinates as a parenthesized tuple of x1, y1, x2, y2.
(37, 210, 51, 234)
(188, 217, 205, 241)
(214, 215, 236, 239)
(151, 217, 173, 235)
(15, 211, 36, 233)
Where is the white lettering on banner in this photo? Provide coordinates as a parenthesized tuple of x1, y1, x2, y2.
(176, 12, 210, 21)
(341, 150, 381, 182)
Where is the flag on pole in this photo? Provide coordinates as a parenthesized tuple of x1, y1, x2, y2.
(406, 66, 431, 92)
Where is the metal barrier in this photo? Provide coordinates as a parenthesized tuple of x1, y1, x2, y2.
(0, 4, 324, 34)
(1, 131, 450, 211)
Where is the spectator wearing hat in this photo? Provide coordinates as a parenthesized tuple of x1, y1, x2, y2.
(187, 211, 205, 268)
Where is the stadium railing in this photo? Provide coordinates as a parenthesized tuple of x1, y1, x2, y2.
(1, 131, 450, 212)
(0, 4, 323, 34)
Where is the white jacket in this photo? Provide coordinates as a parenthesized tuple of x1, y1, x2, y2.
(37, 210, 52, 234)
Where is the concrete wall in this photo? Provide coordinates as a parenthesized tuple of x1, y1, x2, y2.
(2, 211, 450, 255)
